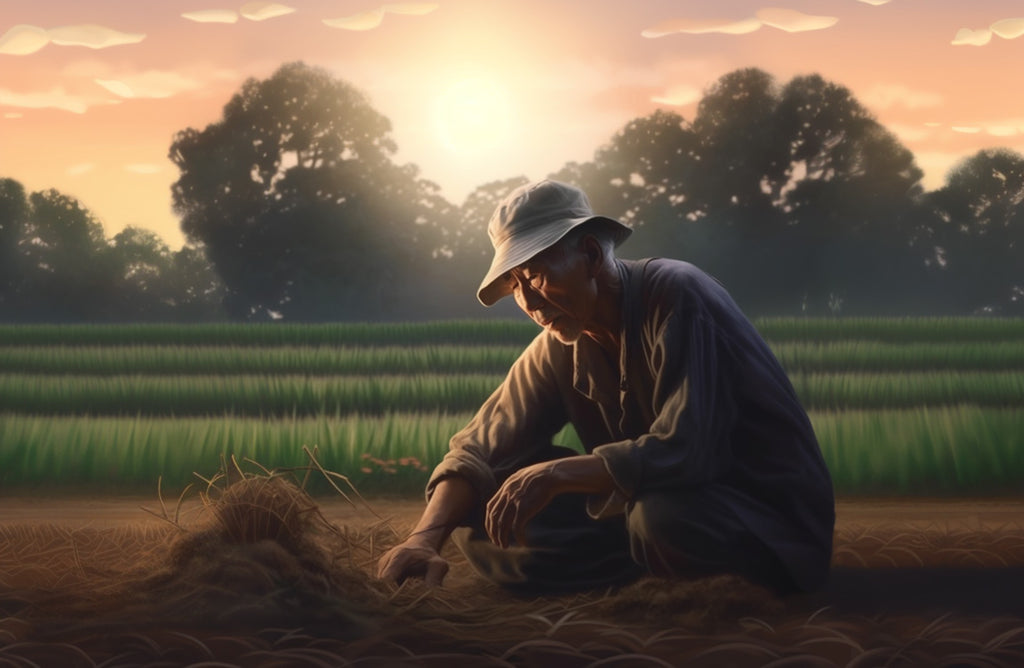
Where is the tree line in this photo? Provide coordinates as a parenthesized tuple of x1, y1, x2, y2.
(2, 62, 1021, 322)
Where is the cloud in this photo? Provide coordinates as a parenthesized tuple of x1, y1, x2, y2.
(68, 163, 96, 176)
(990, 18, 1024, 39)
(0, 25, 50, 55)
(4, 112, 24, 119)
(951, 126, 981, 134)
(239, 2, 296, 21)
(642, 8, 837, 38)
(641, 17, 762, 37)
(48, 25, 146, 49)
(95, 71, 203, 99)
(861, 84, 943, 110)
(858, 0, 891, 5)
(951, 28, 992, 46)
(323, 8, 385, 30)
(0, 86, 119, 114)
(125, 164, 163, 175)
(181, 10, 240, 24)
(0, 23, 145, 54)
(322, 3, 437, 31)
(755, 8, 838, 32)
(651, 84, 702, 106)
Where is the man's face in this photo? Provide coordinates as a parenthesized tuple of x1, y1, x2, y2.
(505, 239, 596, 345)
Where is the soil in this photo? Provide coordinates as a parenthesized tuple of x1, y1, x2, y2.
(1, 494, 1023, 667)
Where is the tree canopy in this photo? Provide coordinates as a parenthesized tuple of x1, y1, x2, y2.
(169, 61, 453, 321)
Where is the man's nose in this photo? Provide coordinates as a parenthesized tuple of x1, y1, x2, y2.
(519, 283, 546, 311)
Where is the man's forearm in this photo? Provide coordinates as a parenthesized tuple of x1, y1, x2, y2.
(407, 475, 478, 551)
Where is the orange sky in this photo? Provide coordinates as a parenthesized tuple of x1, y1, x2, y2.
(2, 0, 1022, 249)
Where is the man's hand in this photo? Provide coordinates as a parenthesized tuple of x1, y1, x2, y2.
(376, 539, 450, 587)
(485, 454, 616, 549)
(374, 475, 476, 588)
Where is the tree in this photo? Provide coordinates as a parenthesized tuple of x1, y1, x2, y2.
(169, 61, 452, 321)
(566, 69, 928, 314)
(927, 149, 1024, 313)
(0, 178, 28, 314)
(16, 189, 120, 321)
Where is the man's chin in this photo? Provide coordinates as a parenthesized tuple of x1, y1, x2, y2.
(548, 319, 583, 345)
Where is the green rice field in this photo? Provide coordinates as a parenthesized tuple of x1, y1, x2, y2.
(1, 318, 1022, 496)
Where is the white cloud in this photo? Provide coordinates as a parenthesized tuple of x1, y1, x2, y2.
(951, 28, 992, 46)
(95, 71, 202, 99)
(323, 8, 386, 30)
(181, 10, 240, 24)
(756, 8, 838, 33)
(4, 112, 24, 119)
(986, 126, 1019, 137)
(0, 86, 119, 114)
(48, 24, 146, 49)
(651, 84, 702, 106)
(68, 163, 96, 176)
(951, 126, 981, 134)
(0, 25, 50, 55)
(642, 8, 836, 38)
(991, 18, 1024, 39)
(240, 2, 296, 21)
(322, 4, 437, 30)
(858, 0, 891, 5)
(642, 17, 762, 38)
(0, 23, 145, 54)
(861, 84, 943, 110)
(125, 164, 163, 175)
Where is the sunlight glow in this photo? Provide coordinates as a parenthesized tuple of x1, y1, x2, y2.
(432, 78, 513, 156)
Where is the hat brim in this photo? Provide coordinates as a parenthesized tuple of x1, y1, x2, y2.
(476, 215, 631, 306)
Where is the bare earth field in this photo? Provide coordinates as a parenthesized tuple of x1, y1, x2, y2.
(2, 494, 1023, 667)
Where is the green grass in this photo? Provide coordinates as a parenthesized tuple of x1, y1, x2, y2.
(755, 317, 1024, 342)
(0, 317, 1021, 496)
(0, 407, 1019, 496)
(0, 371, 1018, 416)
(0, 344, 524, 376)
(5, 341, 1024, 376)
(0, 321, 541, 347)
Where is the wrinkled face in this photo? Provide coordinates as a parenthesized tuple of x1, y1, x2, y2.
(504, 238, 596, 344)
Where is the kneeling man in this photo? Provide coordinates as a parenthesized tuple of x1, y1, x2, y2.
(378, 180, 835, 594)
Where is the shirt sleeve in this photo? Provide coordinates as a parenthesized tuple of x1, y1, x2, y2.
(425, 332, 570, 504)
(591, 298, 738, 500)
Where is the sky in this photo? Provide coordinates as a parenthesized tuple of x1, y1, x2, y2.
(1, 1, 1022, 249)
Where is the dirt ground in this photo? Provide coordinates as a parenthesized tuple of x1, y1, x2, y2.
(2, 494, 1023, 666)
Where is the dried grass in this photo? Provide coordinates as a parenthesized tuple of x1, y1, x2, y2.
(1, 467, 1023, 666)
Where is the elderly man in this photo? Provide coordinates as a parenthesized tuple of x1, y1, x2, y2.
(377, 180, 835, 594)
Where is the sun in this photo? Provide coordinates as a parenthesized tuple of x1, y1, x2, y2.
(432, 77, 513, 156)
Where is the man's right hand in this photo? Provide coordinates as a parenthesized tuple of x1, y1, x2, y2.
(376, 539, 450, 587)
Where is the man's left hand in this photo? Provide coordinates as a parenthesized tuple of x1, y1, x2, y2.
(484, 454, 615, 549)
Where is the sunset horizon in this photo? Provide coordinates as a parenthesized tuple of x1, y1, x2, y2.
(2, 0, 1022, 249)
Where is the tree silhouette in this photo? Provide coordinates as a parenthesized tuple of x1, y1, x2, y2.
(926, 149, 1024, 314)
(169, 61, 451, 321)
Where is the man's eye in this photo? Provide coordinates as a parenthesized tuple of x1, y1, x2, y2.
(526, 273, 544, 288)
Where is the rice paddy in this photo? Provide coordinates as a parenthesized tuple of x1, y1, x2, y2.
(0, 317, 1021, 496)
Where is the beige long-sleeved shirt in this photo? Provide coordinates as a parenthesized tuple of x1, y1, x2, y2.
(427, 257, 835, 591)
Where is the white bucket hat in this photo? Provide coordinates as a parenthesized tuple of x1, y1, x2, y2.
(476, 180, 632, 306)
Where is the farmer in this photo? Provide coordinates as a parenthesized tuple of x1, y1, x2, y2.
(377, 179, 835, 594)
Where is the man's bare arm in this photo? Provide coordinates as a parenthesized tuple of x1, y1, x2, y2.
(376, 476, 477, 586)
